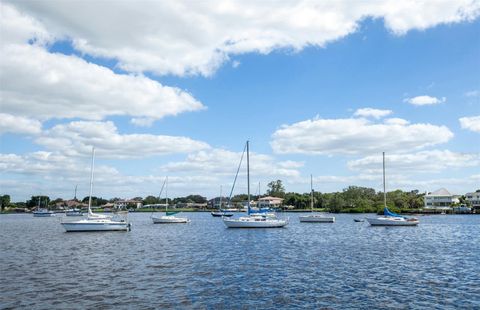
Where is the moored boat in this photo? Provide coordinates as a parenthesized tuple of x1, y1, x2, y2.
(65, 208, 83, 216)
(151, 177, 190, 224)
(299, 175, 335, 223)
(223, 141, 288, 228)
(33, 197, 55, 217)
(61, 148, 130, 232)
(366, 152, 418, 227)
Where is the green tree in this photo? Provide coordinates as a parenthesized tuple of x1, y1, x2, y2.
(27, 196, 50, 209)
(1, 195, 11, 210)
(266, 180, 285, 198)
(143, 195, 160, 205)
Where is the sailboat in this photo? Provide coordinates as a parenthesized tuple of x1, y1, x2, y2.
(299, 175, 335, 223)
(211, 186, 233, 217)
(33, 197, 56, 217)
(61, 148, 131, 232)
(366, 152, 419, 226)
(152, 177, 190, 224)
(223, 141, 288, 228)
(65, 185, 83, 216)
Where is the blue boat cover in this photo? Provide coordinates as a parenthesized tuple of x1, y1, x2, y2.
(384, 207, 403, 218)
(249, 208, 272, 214)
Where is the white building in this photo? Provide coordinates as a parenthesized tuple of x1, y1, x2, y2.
(257, 196, 284, 209)
(424, 188, 459, 210)
(465, 191, 480, 209)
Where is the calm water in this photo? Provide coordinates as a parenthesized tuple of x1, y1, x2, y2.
(1, 213, 479, 309)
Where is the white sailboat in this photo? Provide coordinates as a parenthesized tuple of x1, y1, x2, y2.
(299, 175, 335, 223)
(152, 177, 190, 224)
(366, 152, 419, 227)
(61, 148, 131, 232)
(33, 197, 55, 217)
(223, 141, 288, 228)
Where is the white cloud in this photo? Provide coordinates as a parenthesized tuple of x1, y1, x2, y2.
(130, 118, 156, 127)
(465, 90, 479, 97)
(459, 115, 480, 133)
(0, 44, 204, 122)
(5, 0, 479, 77)
(348, 150, 480, 174)
(0, 113, 42, 135)
(384, 118, 410, 126)
(0, 152, 120, 179)
(271, 116, 453, 155)
(354, 108, 392, 119)
(35, 121, 210, 159)
(0, 3, 204, 123)
(161, 148, 303, 179)
(404, 95, 446, 105)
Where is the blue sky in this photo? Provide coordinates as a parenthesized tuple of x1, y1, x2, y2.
(1, 1, 479, 201)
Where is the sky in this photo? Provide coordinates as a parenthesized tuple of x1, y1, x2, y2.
(1, 0, 479, 202)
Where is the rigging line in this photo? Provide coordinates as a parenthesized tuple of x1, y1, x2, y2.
(151, 176, 167, 218)
(228, 141, 248, 207)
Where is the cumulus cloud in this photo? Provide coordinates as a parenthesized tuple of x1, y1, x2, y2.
(271, 116, 453, 155)
(6, 0, 480, 77)
(465, 90, 479, 97)
(459, 115, 480, 133)
(161, 148, 303, 179)
(0, 113, 42, 135)
(347, 150, 480, 174)
(0, 152, 120, 180)
(354, 108, 392, 119)
(404, 95, 446, 105)
(0, 3, 204, 123)
(35, 121, 210, 158)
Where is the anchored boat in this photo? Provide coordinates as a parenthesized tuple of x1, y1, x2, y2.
(61, 148, 131, 232)
(299, 175, 335, 223)
(152, 177, 190, 224)
(366, 152, 418, 227)
(223, 141, 288, 228)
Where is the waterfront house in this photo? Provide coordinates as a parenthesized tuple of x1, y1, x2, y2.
(424, 188, 459, 210)
(465, 191, 480, 211)
(257, 196, 284, 209)
(114, 199, 142, 209)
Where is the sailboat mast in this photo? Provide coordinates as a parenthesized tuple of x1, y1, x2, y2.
(311, 174, 314, 211)
(383, 152, 386, 209)
(166, 176, 169, 212)
(247, 140, 250, 215)
(88, 147, 95, 213)
(219, 185, 222, 210)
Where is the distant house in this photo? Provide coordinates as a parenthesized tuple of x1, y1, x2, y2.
(424, 188, 459, 210)
(207, 197, 231, 209)
(114, 199, 142, 209)
(56, 199, 87, 210)
(175, 202, 207, 209)
(465, 191, 480, 210)
(257, 196, 284, 209)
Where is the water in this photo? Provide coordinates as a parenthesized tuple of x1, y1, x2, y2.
(1, 213, 479, 309)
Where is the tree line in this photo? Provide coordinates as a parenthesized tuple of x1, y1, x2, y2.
(1, 180, 476, 213)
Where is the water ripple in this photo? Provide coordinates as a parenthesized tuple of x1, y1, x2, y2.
(1, 213, 479, 309)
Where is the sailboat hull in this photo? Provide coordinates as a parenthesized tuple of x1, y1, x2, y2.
(223, 217, 288, 228)
(152, 215, 190, 223)
(367, 217, 418, 226)
(211, 212, 233, 217)
(62, 220, 130, 232)
(33, 211, 56, 217)
(299, 215, 335, 223)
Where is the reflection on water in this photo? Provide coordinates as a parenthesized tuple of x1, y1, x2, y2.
(1, 213, 479, 309)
